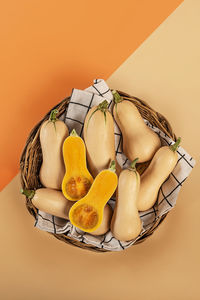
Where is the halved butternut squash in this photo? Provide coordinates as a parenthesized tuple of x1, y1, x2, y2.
(62, 129, 93, 201)
(69, 161, 118, 233)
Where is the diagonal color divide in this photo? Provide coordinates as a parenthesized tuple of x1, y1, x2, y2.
(0, 0, 183, 190)
(0, 2, 200, 298)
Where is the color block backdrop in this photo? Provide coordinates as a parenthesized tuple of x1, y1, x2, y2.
(1, 1, 200, 300)
(0, 0, 182, 190)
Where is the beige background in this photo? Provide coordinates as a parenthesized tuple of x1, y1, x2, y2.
(1, 1, 199, 299)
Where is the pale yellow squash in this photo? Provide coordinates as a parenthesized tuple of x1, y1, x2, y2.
(39, 109, 69, 190)
(83, 100, 121, 177)
(111, 159, 142, 241)
(138, 138, 181, 211)
(21, 188, 74, 219)
(21, 188, 112, 235)
(112, 91, 161, 163)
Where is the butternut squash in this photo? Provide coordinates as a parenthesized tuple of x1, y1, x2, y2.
(39, 109, 69, 190)
(111, 158, 142, 241)
(21, 188, 112, 235)
(21, 188, 74, 219)
(138, 137, 181, 211)
(83, 100, 121, 177)
(112, 90, 161, 163)
(62, 129, 93, 201)
(69, 161, 118, 233)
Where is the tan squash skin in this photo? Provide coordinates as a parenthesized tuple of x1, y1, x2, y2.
(138, 145, 179, 211)
(31, 188, 74, 219)
(111, 166, 142, 241)
(22, 188, 112, 235)
(91, 204, 113, 236)
(83, 105, 121, 177)
(113, 100, 161, 163)
(39, 119, 69, 190)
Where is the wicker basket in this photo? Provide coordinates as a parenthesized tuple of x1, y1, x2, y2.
(20, 90, 176, 253)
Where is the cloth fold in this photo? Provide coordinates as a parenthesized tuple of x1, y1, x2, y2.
(35, 79, 195, 251)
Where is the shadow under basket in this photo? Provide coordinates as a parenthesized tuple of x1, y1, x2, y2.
(20, 90, 176, 253)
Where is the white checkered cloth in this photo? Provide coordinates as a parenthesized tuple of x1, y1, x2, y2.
(64, 79, 113, 137)
(35, 79, 195, 251)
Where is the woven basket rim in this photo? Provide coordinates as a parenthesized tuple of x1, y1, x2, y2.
(20, 90, 176, 252)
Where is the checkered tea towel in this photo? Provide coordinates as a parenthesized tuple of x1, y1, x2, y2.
(35, 79, 195, 251)
(64, 79, 113, 136)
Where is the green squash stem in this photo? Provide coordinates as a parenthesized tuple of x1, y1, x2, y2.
(49, 109, 58, 122)
(109, 160, 116, 173)
(129, 158, 139, 180)
(112, 90, 123, 119)
(20, 189, 35, 199)
(86, 99, 109, 131)
(130, 158, 139, 170)
(112, 90, 123, 104)
(70, 129, 79, 137)
(170, 137, 181, 152)
(98, 100, 109, 111)
(47, 109, 59, 131)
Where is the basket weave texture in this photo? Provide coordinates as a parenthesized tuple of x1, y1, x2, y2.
(20, 90, 176, 253)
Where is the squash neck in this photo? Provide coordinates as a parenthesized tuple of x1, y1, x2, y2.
(84, 169, 117, 208)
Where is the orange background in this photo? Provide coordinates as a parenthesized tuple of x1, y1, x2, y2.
(1, 1, 200, 300)
(0, 0, 183, 190)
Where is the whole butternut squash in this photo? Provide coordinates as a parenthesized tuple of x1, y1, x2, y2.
(39, 109, 69, 190)
(21, 188, 112, 235)
(69, 161, 118, 233)
(111, 158, 142, 241)
(83, 100, 121, 177)
(21, 188, 74, 219)
(112, 91, 161, 163)
(62, 129, 93, 201)
(138, 137, 181, 211)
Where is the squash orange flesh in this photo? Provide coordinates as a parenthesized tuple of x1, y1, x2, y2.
(72, 204, 98, 229)
(69, 169, 118, 232)
(65, 176, 91, 199)
(62, 135, 93, 201)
